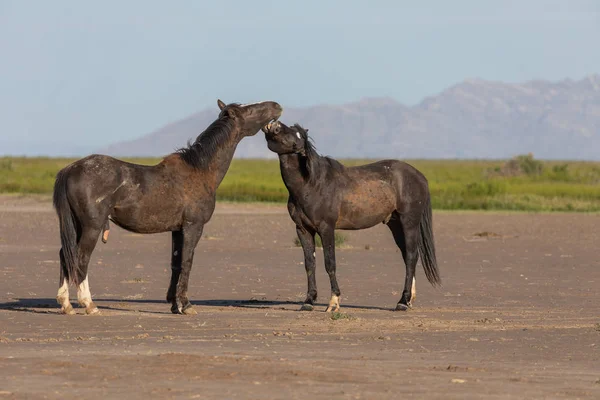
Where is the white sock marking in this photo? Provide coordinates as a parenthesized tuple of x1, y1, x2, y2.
(77, 276, 93, 308)
(57, 279, 70, 307)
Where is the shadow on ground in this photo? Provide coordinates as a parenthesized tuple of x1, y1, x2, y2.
(0, 297, 392, 314)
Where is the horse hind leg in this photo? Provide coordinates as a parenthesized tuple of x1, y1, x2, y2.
(387, 213, 419, 311)
(57, 249, 75, 315)
(76, 227, 102, 315)
(409, 276, 416, 307)
(326, 294, 340, 313)
(77, 276, 98, 315)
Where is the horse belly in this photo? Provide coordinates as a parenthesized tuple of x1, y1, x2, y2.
(336, 181, 396, 230)
(110, 200, 184, 233)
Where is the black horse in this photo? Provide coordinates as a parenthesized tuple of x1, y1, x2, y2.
(53, 100, 282, 315)
(262, 121, 440, 312)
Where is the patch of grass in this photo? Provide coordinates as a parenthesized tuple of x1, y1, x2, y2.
(293, 232, 347, 248)
(2, 156, 600, 212)
(121, 277, 146, 284)
(330, 311, 352, 321)
(0, 159, 14, 171)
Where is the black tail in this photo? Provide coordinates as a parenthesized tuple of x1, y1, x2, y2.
(418, 194, 441, 286)
(53, 168, 81, 285)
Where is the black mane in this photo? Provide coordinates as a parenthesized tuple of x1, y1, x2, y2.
(293, 123, 344, 183)
(176, 113, 237, 169)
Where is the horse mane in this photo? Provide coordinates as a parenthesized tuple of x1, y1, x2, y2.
(293, 124, 344, 183)
(175, 106, 239, 169)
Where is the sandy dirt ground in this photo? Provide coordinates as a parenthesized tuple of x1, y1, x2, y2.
(0, 195, 598, 399)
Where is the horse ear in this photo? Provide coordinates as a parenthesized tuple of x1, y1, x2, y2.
(217, 99, 226, 110)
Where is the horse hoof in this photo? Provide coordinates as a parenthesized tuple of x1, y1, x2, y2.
(326, 295, 340, 313)
(170, 304, 181, 314)
(395, 303, 409, 311)
(86, 306, 100, 315)
(300, 303, 314, 311)
(61, 305, 75, 315)
(182, 305, 197, 315)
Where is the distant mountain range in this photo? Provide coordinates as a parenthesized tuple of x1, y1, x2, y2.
(101, 75, 600, 160)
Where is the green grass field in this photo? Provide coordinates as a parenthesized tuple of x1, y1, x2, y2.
(1, 156, 599, 212)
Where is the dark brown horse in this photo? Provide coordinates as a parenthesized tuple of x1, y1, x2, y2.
(53, 100, 282, 315)
(262, 121, 440, 312)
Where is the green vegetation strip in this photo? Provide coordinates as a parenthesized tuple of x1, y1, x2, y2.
(1, 155, 599, 212)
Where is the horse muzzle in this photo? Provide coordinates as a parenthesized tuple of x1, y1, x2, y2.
(262, 120, 280, 134)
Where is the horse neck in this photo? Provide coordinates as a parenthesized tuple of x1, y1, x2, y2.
(278, 153, 313, 198)
(205, 133, 243, 187)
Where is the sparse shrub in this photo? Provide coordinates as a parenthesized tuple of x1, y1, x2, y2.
(507, 153, 544, 176)
(489, 153, 544, 178)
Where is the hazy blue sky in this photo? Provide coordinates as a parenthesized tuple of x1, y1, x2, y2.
(1, 1, 598, 155)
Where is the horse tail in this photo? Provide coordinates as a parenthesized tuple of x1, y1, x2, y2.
(53, 167, 81, 285)
(418, 193, 441, 286)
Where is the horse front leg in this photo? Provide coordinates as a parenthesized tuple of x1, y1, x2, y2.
(296, 225, 317, 311)
(170, 224, 203, 315)
(319, 226, 341, 312)
(167, 230, 183, 310)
